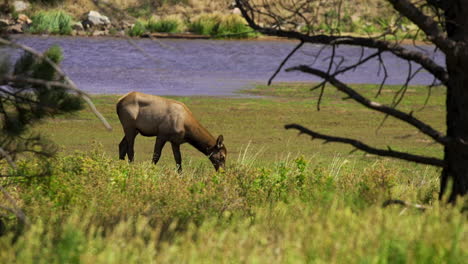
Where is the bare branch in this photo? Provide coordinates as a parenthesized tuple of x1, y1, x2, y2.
(268, 40, 304, 85)
(0, 38, 112, 131)
(284, 123, 444, 167)
(285, 65, 449, 145)
(0, 185, 28, 227)
(387, 0, 456, 53)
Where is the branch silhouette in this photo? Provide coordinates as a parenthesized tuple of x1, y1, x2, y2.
(284, 123, 444, 167)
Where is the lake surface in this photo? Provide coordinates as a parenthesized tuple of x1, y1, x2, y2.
(6, 35, 445, 96)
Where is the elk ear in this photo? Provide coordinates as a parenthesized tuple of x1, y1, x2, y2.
(216, 135, 224, 148)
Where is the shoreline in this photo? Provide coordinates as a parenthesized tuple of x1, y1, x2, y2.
(9, 32, 433, 46)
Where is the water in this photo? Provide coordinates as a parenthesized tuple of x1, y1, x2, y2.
(5, 35, 445, 96)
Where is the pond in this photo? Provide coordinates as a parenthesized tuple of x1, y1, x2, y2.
(8, 35, 445, 96)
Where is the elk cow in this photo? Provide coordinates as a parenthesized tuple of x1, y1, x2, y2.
(116, 92, 227, 172)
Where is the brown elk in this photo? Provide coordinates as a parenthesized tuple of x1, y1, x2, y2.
(116, 92, 227, 172)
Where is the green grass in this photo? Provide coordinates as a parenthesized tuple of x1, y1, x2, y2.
(128, 20, 146, 37)
(146, 17, 181, 33)
(28, 10, 73, 35)
(1, 83, 466, 263)
(188, 14, 256, 38)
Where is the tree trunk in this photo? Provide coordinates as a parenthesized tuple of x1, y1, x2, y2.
(440, 0, 468, 202)
(443, 59, 468, 202)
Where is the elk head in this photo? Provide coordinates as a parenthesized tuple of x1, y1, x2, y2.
(208, 135, 227, 171)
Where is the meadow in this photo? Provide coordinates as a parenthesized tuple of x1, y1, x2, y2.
(0, 82, 466, 263)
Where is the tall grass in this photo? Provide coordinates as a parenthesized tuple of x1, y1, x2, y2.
(0, 149, 466, 262)
(28, 10, 73, 35)
(146, 17, 181, 33)
(128, 20, 146, 37)
(188, 14, 256, 38)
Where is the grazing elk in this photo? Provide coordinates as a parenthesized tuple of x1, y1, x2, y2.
(116, 92, 227, 172)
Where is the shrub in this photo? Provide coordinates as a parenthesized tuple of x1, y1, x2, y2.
(128, 21, 146, 37)
(188, 14, 221, 36)
(217, 14, 255, 38)
(188, 14, 255, 38)
(29, 10, 73, 35)
(146, 17, 181, 33)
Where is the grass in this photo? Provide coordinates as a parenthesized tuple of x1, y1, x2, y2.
(35, 83, 445, 166)
(188, 14, 256, 38)
(28, 10, 74, 35)
(1, 83, 466, 262)
(146, 17, 182, 33)
(128, 20, 146, 37)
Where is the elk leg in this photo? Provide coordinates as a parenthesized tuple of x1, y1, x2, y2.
(152, 137, 167, 165)
(124, 129, 137, 162)
(119, 136, 128, 160)
(171, 142, 182, 173)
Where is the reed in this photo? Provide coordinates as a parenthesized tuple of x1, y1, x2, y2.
(146, 17, 182, 33)
(28, 10, 73, 35)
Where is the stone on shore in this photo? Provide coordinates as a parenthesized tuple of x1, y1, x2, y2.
(82, 11, 110, 29)
(16, 14, 31, 24)
(7, 24, 23, 33)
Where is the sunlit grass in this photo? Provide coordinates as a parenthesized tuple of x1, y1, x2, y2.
(146, 17, 182, 33)
(1, 83, 464, 263)
(188, 14, 256, 38)
(28, 10, 74, 35)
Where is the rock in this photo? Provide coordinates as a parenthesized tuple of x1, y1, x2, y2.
(83, 10, 110, 28)
(231, 7, 241, 15)
(13, 1, 30, 12)
(16, 14, 31, 24)
(72, 21, 84, 31)
(0, 19, 10, 27)
(7, 24, 23, 33)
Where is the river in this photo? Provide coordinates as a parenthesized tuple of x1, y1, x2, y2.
(6, 35, 445, 96)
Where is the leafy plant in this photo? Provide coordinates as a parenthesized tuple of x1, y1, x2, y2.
(128, 21, 146, 37)
(146, 18, 181, 33)
(28, 10, 73, 35)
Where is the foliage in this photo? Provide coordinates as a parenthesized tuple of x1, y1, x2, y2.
(28, 10, 74, 35)
(0, 149, 465, 262)
(0, 45, 83, 165)
(188, 14, 255, 38)
(128, 21, 146, 37)
(187, 14, 221, 36)
(146, 17, 181, 33)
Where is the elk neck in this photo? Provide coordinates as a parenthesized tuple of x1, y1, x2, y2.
(184, 121, 216, 156)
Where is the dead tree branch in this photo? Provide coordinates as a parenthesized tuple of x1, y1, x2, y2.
(285, 65, 449, 145)
(268, 40, 304, 85)
(284, 123, 444, 167)
(387, 0, 455, 53)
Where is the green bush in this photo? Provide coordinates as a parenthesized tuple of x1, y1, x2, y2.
(0, 149, 465, 263)
(29, 10, 73, 35)
(217, 14, 256, 38)
(128, 21, 146, 37)
(146, 18, 181, 33)
(188, 14, 221, 36)
(188, 14, 255, 38)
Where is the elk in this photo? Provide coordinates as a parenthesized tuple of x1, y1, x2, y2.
(116, 92, 227, 172)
